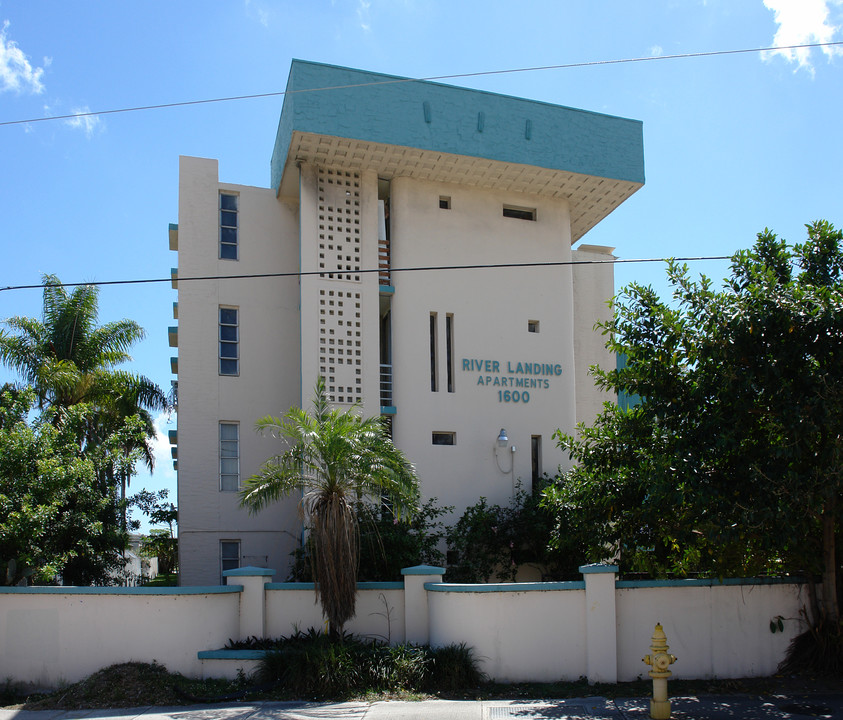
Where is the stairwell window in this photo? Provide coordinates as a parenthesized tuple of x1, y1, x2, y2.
(220, 422, 239, 491)
(219, 307, 239, 376)
(220, 193, 238, 260)
(220, 540, 240, 584)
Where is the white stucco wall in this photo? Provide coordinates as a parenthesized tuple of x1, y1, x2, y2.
(389, 176, 579, 512)
(176, 156, 302, 586)
(427, 584, 588, 682)
(0, 588, 240, 688)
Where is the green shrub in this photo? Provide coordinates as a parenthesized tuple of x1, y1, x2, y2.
(446, 480, 584, 582)
(251, 629, 482, 697)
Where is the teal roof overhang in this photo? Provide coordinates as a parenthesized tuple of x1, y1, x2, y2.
(272, 60, 644, 242)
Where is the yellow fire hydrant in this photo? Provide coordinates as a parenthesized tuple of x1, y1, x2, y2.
(642, 623, 677, 720)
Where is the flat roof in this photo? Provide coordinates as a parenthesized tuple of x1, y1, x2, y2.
(271, 60, 645, 241)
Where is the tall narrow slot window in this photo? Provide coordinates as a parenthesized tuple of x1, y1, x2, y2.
(531, 435, 542, 493)
(220, 540, 240, 584)
(446, 313, 454, 393)
(430, 312, 439, 392)
(220, 422, 239, 491)
(219, 307, 239, 376)
(220, 193, 238, 260)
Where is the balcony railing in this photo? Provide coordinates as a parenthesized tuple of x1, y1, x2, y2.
(378, 236, 390, 285)
(380, 363, 393, 406)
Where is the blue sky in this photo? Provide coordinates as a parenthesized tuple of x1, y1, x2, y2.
(1, 1, 841, 531)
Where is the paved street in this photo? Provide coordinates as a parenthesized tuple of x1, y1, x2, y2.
(3, 694, 843, 720)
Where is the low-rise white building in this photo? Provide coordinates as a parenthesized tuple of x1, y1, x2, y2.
(170, 60, 645, 586)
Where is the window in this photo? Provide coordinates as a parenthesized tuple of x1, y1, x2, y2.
(220, 193, 238, 260)
(432, 431, 456, 445)
(220, 422, 239, 491)
(445, 313, 454, 393)
(439, 196, 451, 209)
(219, 307, 239, 375)
(430, 312, 439, 392)
(528, 320, 540, 333)
(503, 205, 536, 221)
(531, 435, 542, 493)
(220, 540, 240, 584)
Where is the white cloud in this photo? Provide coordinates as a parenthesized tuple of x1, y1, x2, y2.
(357, 0, 372, 31)
(763, 0, 843, 73)
(64, 106, 101, 138)
(650, 45, 664, 57)
(0, 20, 46, 93)
(244, 0, 270, 27)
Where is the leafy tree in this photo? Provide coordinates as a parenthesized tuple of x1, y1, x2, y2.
(240, 377, 419, 637)
(547, 221, 843, 668)
(0, 387, 144, 585)
(130, 489, 178, 576)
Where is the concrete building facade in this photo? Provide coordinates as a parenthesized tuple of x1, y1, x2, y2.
(170, 60, 645, 586)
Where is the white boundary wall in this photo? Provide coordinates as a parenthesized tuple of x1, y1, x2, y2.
(0, 565, 808, 688)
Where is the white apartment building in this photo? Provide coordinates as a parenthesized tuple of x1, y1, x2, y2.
(170, 60, 645, 586)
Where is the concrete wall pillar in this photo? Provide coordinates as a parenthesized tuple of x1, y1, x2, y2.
(223, 566, 275, 640)
(402, 565, 445, 645)
(580, 563, 619, 684)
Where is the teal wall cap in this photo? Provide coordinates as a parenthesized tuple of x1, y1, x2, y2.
(380, 406, 397, 415)
(401, 565, 446, 576)
(272, 60, 644, 194)
(426, 581, 585, 592)
(0, 585, 242, 595)
(379, 285, 395, 295)
(168, 223, 178, 232)
(266, 581, 403, 590)
(223, 566, 275, 577)
(199, 649, 266, 660)
(579, 563, 619, 575)
(267, 582, 314, 590)
(616, 576, 805, 589)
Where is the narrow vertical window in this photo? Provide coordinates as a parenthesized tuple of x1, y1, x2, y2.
(220, 422, 239, 491)
(531, 435, 542, 493)
(220, 540, 240, 584)
(219, 307, 239, 376)
(220, 193, 238, 260)
(430, 312, 439, 392)
(446, 313, 454, 393)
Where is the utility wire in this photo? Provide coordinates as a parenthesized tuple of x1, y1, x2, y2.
(1, 41, 840, 128)
(0, 255, 734, 294)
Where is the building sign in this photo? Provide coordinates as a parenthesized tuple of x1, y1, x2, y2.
(461, 358, 562, 403)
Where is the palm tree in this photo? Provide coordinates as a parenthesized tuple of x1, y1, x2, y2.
(0, 274, 168, 532)
(0, 275, 166, 415)
(240, 377, 419, 637)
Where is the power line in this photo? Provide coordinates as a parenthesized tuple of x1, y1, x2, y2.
(1, 41, 840, 128)
(0, 255, 734, 294)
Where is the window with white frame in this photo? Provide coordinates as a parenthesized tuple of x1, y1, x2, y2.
(219, 307, 239, 375)
(220, 193, 238, 260)
(220, 540, 240, 584)
(219, 422, 239, 491)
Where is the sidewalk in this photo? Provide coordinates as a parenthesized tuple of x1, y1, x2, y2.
(3, 694, 843, 720)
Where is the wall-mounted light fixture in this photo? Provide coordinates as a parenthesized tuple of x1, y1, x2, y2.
(497, 428, 508, 447)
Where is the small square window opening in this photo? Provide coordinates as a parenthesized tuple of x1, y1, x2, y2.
(439, 196, 451, 209)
